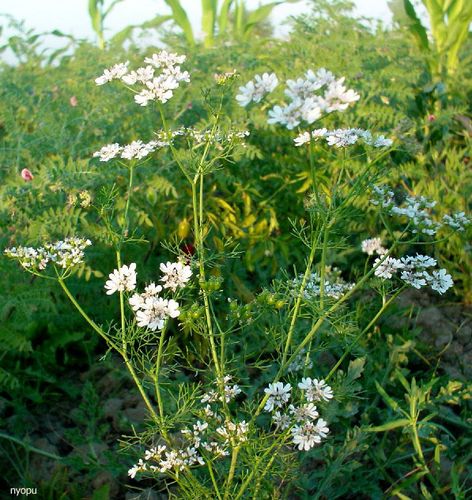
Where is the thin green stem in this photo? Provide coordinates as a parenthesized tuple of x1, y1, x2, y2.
(207, 459, 223, 500)
(0, 432, 62, 461)
(224, 445, 240, 499)
(326, 286, 406, 381)
(154, 325, 167, 426)
(57, 278, 121, 353)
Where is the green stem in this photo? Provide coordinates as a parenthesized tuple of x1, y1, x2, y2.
(57, 278, 121, 353)
(281, 229, 319, 368)
(326, 286, 406, 381)
(207, 459, 223, 500)
(154, 325, 167, 426)
(0, 432, 62, 461)
(224, 445, 240, 499)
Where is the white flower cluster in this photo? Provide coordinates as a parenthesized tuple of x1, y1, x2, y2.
(236, 72, 279, 107)
(122, 261, 191, 331)
(155, 126, 250, 147)
(128, 444, 204, 479)
(266, 69, 359, 129)
(5, 237, 92, 271)
(442, 212, 469, 231)
(374, 253, 454, 294)
(93, 139, 168, 162)
(94, 62, 129, 85)
(361, 238, 387, 256)
(371, 185, 470, 236)
(159, 261, 193, 292)
(264, 378, 333, 451)
(104, 263, 137, 295)
(103, 260, 191, 330)
(95, 50, 190, 106)
(294, 128, 393, 148)
(128, 383, 252, 480)
(201, 375, 242, 404)
(293, 270, 354, 300)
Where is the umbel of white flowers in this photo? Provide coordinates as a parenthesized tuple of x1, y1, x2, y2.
(128, 375, 334, 480)
(264, 379, 334, 451)
(95, 50, 190, 106)
(104, 261, 192, 331)
(4, 237, 92, 271)
(236, 68, 360, 129)
(370, 185, 470, 236)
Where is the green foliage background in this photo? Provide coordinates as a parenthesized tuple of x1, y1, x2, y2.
(0, 1, 471, 497)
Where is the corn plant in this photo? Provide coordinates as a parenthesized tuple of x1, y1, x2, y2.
(389, 0, 472, 79)
(164, 0, 300, 47)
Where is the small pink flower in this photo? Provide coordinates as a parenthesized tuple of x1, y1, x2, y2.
(21, 168, 34, 181)
(427, 114, 436, 122)
(69, 96, 78, 107)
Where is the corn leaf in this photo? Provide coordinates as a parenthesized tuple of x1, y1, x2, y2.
(111, 15, 172, 46)
(201, 0, 218, 46)
(388, 0, 429, 52)
(218, 0, 234, 34)
(244, 0, 299, 35)
(88, 0, 102, 34)
(164, 0, 195, 46)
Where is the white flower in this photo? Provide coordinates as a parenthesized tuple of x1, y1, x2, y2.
(291, 418, 329, 451)
(374, 135, 393, 147)
(258, 72, 278, 91)
(294, 271, 354, 300)
(216, 420, 249, 444)
(400, 269, 429, 289)
(144, 51, 186, 68)
(289, 403, 319, 421)
(408, 255, 437, 268)
(129, 283, 162, 311)
(128, 458, 147, 478)
(361, 238, 387, 256)
(443, 212, 470, 231)
(324, 78, 360, 112)
(93, 143, 122, 162)
(104, 263, 137, 295)
(428, 269, 453, 294)
(122, 65, 155, 85)
(264, 382, 292, 412)
(159, 261, 192, 291)
(298, 378, 333, 402)
(267, 101, 301, 129)
(120, 140, 160, 160)
(373, 256, 403, 279)
(294, 131, 312, 147)
(95, 62, 129, 85)
(236, 72, 278, 107)
(134, 89, 156, 107)
(136, 297, 180, 331)
(370, 185, 395, 208)
(272, 411, 291, 430)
